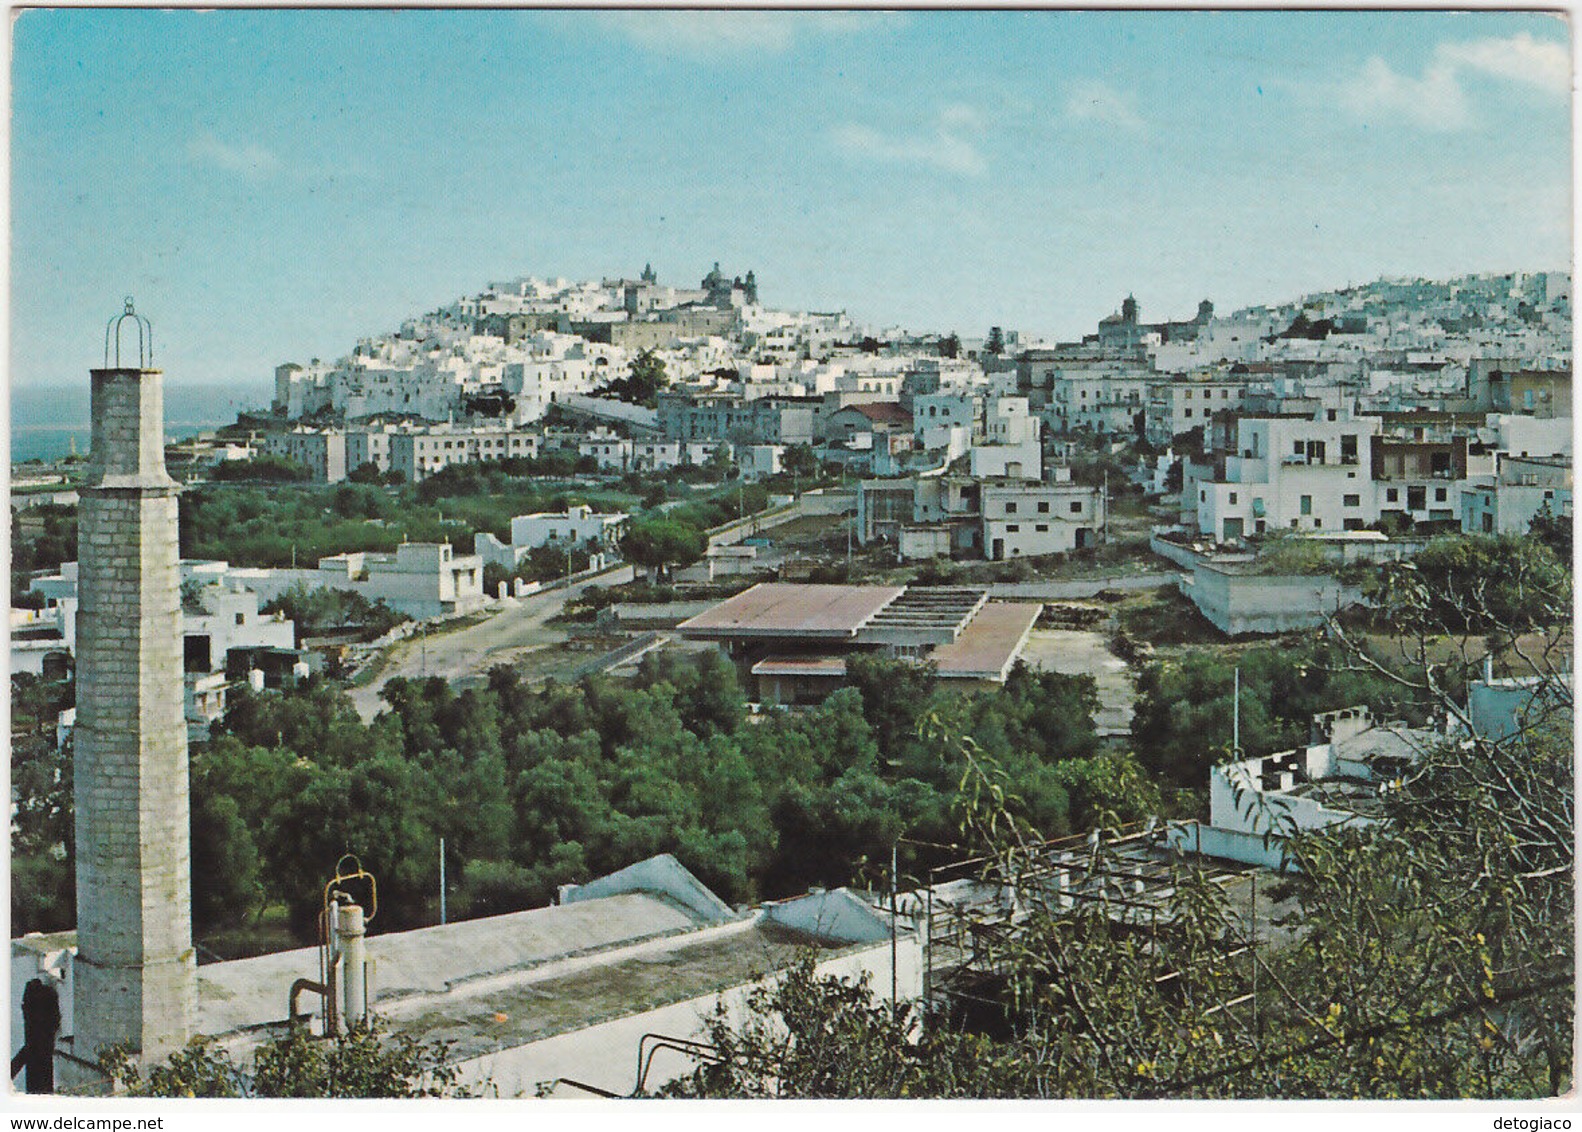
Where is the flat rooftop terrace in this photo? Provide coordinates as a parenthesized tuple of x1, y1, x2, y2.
(196, 892, 709, 1039)
(678, 582, 903, 640)
(930, 602, 1043, 681)
(382, 919, 839, 1061)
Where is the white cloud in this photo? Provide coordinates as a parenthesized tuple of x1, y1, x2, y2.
(589, 11, 898, 58)
(1440, 32, 1570, 95)
(831, 107, 986, 177)
(1337, 57, 1471, 132)
(1336, 32, 1569, 132)
(188, 131, 280, 177)
(1064, 79, 1145, 132)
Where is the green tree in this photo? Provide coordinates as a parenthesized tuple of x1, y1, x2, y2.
(985, 326, 1005, 356)
(100, 1022, 472, 1098)
(939, 332, 961, 359)
(595, 348, 668, 407)
(209, 454, 312, 483)
(1366, 532, 1568, 635)
(189, 787, 264, 934)
(621, 518, 707, 580)
(845, 654, 937, 762)
(1529, 505, 1572, 567)
(782, 443, 819, 481)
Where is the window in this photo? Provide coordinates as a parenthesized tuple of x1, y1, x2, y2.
(1037, 501, 1050, 514)
(1006, 524, 1020, 533)
(1184, 408, 1194, 419)
(1408, 486, 1426, 510)
(1434, 487, 1446, 502)
(1200, 490, 1207, 502)
(1343, 494, 1360, 507)
(1387, 488, 1399, 503)
(1300, 495, 1313, 515)
(1341, 434, 1358, 464)
(1229, 492, 1238, 505)
(1006, 502, 1018, 514)
(1070, 501, 1082, 514)
(1294, 440, 1305, 456)
(1327, 409, 1337, 421)
(1036, 524, 1049, 533)
(235, 613, 245, 626)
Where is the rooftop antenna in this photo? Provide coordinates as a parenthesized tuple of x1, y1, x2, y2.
(104, 296, 153, 368)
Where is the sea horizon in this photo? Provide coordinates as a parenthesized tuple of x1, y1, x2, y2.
(9, 381, 273, 464)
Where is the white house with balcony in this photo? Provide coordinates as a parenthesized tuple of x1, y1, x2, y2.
(1196, 412, 1382, 542)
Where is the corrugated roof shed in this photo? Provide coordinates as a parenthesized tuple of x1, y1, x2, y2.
(677, 583, 903, 639)
(931, 602, 1043, 681)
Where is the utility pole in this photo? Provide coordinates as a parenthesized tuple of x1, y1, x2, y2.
(1233, 666, 1241, 755)
(439, 837, 447, 926)
(891, 841, 899, 1010)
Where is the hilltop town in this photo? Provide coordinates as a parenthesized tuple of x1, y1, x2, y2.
(10, 265, 1573, 1100)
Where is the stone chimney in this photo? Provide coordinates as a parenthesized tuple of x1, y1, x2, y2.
(71, 301, 195, 1076)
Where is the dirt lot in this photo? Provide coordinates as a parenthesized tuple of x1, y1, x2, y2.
(1019, 627, 1136, 736)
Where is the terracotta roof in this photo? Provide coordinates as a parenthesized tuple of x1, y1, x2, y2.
(841, 402, 913, 427)
(931, 602, 1042, 681)
(678, 583, 904, 639)
(751, 656, 850, 677)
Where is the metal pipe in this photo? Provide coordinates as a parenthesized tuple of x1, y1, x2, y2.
(337, 902, 368, 1029)
(289, 978, 330, 1023)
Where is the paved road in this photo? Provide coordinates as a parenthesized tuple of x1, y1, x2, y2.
(986, 572, 1183, 600)
(347, 565, 636, 721)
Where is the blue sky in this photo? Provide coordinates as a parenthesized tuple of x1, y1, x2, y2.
(9, 8, 1572, 390)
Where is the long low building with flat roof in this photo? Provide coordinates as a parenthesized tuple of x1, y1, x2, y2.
(15, 853, 921, 1099)
(678, 582, 1042, 703)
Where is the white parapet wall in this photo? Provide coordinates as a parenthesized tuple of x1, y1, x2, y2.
(1183, 562, 1365, 637)
(448, 927, 924, 1098)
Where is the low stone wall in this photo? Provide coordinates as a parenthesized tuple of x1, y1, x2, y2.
(1183, 563, 1366, 637)
(1148, 530, 1202, 570)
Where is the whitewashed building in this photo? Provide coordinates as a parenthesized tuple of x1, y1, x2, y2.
(1196, 412, 1382, 541)
(981, 478, 1105, 559)
(475, 505, 629, 571)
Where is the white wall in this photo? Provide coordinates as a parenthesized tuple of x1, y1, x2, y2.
(448, 932, 923, 1098)
(1184, 565, 1364, 636)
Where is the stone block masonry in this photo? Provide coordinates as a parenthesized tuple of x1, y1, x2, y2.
(72, 368, 195, 1072)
